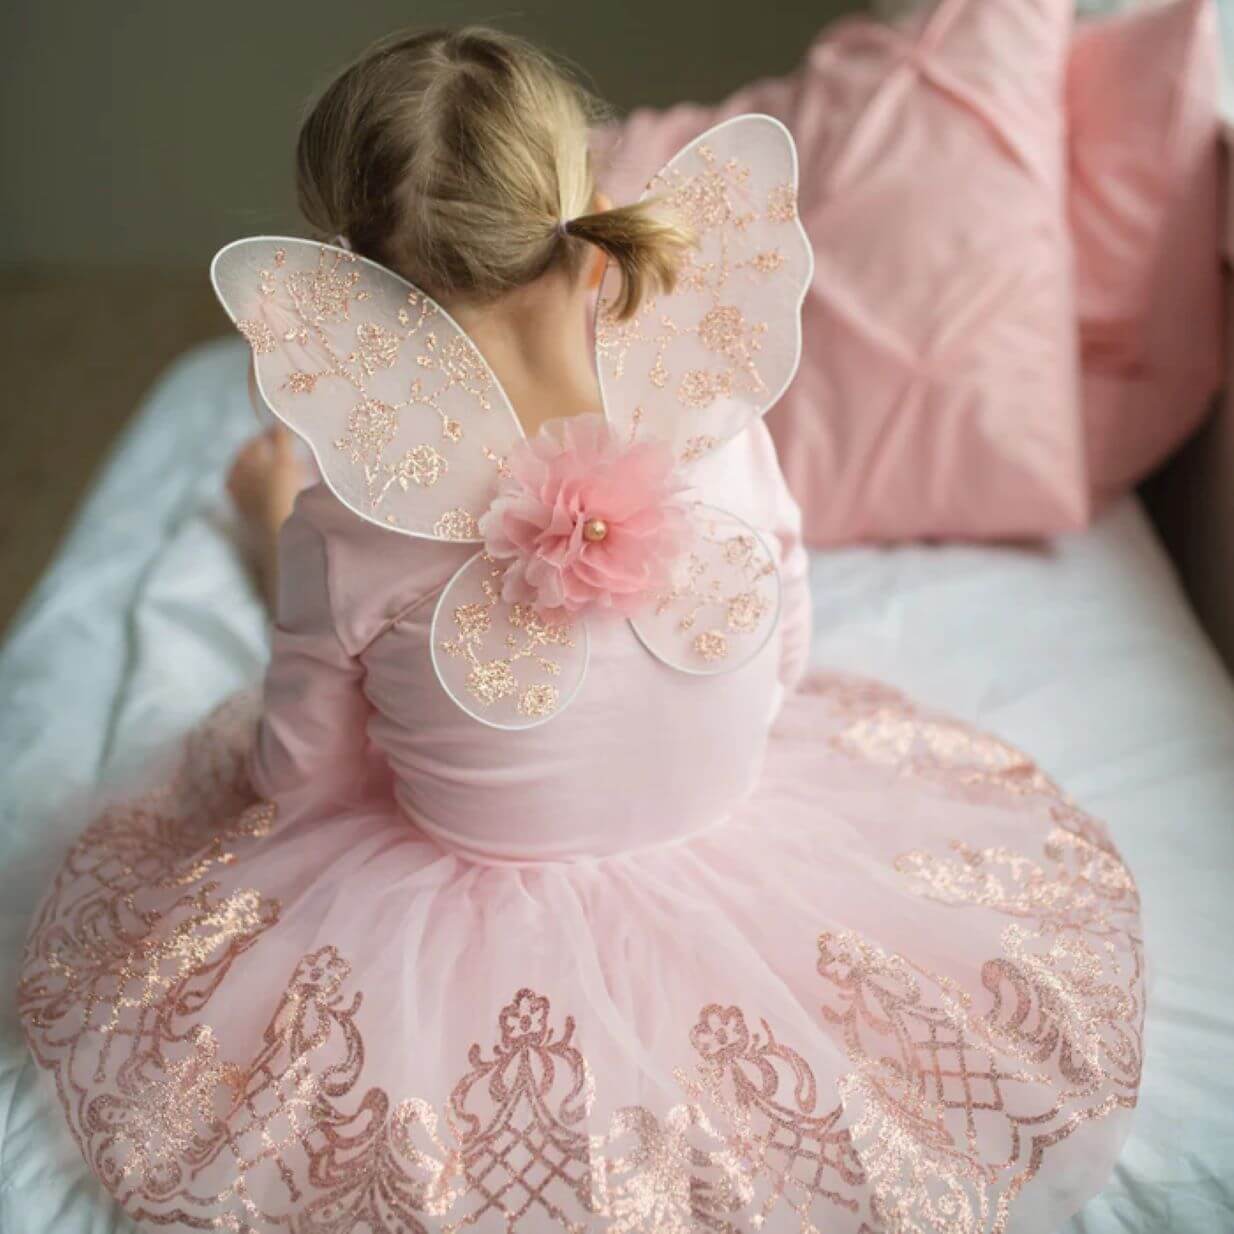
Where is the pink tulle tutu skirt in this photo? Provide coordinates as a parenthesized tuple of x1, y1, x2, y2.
(18, 674, 1143, 1233)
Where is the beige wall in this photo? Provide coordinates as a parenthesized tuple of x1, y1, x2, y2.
(0, 1, 860, 271)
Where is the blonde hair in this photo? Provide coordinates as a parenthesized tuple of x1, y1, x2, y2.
(296, 27, 692, 319)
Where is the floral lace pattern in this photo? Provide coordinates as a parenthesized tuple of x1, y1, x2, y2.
(820, 673, 1062, 801)
(215, 241, 523, 538)
(19, 689, 1142, 1232)
(431, 552, 587, 728)
(210, 117, 813, 731)
(628, 505, 781, 674)
(595, 117, 812, 468)
(811, 673, 1144, 1231)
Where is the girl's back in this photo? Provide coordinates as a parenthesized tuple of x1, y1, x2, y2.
(263, 419, 806, 862)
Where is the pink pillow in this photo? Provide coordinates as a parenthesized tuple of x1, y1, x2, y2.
(1068, 0, 1223, 505)
(600, 0, 1086, 545)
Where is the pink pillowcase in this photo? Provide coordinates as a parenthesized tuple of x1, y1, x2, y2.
(599, 0, 1223, 544)
(1068, 0, 1223, 505)
(601, 0, 1085, 545)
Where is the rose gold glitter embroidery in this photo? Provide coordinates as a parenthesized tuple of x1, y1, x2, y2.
(86, 1024, 237, 1190)
(817, 801, 1143, 1234)
(821, 673, 1061, 802)
(722, 534, 755, 566)
(693, 630, 729, 661)
(438, 334, 494, 409)
(593, 133, 801, 446)
(466, 659, 517, 705)
(236, 243, 518, 529)
(285, 370, 319, 395)
(679, 435, 719, 463)
(675, 1004, 865, 1227)
(517, 684, 559, 718)
(725, 590, 768, 633)
(766, 183, 797, 223)
(237, 319, 277, 355)
(481, 445, 512, 479)
(452, 602, 491, 640)
(507, 603, 575, 646)
(793, 678, 1145, 1232)
(745, 249, 785, 274)
(437, 559, 578, 718)
(432, 508, 481, 541)
(697, 304, 745, 353)
(19, 701, 1143, 1234)
(644, 516, 776, 664)
(355, 320, 401, 373)
(287, 251, 360, 323)
(391, 444, 448, 489)
(335, 397, 398, 461)
(677, 370, 716, 408)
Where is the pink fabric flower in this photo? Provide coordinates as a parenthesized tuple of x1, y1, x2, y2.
(479, 414, 690, 618)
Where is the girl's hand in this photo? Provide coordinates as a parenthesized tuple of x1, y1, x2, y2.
(227, 427, 304, 612)
(227, 426, 301, 536)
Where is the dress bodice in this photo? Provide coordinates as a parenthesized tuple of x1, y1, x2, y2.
(252, 422, 812, 862)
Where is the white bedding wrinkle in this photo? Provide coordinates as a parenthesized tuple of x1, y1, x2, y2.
(1, 340, 1232, 1233)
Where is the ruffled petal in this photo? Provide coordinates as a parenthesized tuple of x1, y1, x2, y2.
(481, 414, 690, 619)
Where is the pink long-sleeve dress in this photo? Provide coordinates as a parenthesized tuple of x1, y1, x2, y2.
(17, 417, 1143, 1234)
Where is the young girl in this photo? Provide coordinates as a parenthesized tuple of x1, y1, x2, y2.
(19, 27, 1143, 1234)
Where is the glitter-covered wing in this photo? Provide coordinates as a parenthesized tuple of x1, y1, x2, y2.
(595, 114, 813, 468)
(628, 503, 780, 676)
(430, 552, 590, 729)
(211, 237, 524, 541)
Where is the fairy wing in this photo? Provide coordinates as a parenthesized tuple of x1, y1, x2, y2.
(210, 236, 524, 540)
(628, 503, 781, 675)
(594, 113, 814, 467)
(212, 236, 588, 728)
(431, 554, 590, 730)
(594, 114, 809, 676)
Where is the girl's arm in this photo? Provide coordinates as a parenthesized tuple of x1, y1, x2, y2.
(756, 425, 813, 693)
(706, 422, 812, 692)
(251, 496, 373, 812)
(228, 426, 302, 612)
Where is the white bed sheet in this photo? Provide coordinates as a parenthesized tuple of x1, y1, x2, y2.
(1, 339, 1231, 1234)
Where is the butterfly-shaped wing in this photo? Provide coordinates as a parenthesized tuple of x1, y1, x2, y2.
(211, 237, 524, 540)
(598, 114, 809, 679)
(431, 552, 590, 729)
(213, 115, 809, 722)
(595, 114, 813, 468)
(628, 504, 780, 675)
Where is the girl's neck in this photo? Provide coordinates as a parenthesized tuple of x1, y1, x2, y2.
(445, 270, 602, 438)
